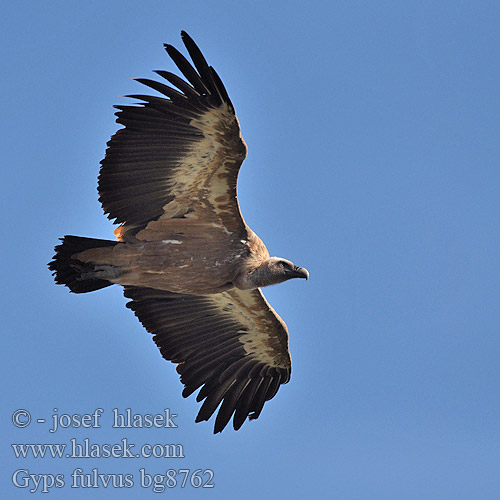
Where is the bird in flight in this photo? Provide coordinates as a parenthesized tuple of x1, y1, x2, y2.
(49, 31, 308, 433)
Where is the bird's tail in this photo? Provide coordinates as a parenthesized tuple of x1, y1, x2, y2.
(48, 235, 119, 293)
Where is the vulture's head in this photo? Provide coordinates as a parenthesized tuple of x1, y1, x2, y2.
(243, 257, 309, 289)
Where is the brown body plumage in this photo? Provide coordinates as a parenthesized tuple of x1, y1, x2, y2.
(49, 32, 308, 433)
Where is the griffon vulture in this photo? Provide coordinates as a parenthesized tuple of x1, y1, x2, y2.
(49, 31, 308, 433)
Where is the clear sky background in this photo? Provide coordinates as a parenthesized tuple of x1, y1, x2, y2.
(2, 1, 499, 498)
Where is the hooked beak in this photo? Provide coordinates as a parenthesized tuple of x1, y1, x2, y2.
(292, 266, 309, 280)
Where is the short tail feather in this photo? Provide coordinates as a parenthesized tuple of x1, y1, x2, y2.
(48, 235, 118, 293)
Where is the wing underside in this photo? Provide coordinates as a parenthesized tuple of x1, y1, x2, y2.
(98, 31, 248, 241)
(124, 286, 291, 433)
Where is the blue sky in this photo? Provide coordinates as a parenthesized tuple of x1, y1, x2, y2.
(2, 1, 499, 498)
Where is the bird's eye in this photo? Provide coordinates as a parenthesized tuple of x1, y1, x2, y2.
(278, 261, 287, 269)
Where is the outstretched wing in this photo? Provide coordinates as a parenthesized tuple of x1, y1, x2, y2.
(98, 31, 248, 242)
(124, 286, 292, 433)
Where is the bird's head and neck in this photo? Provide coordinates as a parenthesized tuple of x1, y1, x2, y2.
(234, 256, 309, 290)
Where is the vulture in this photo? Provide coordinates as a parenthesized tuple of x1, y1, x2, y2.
(49, 31, 308, 433)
